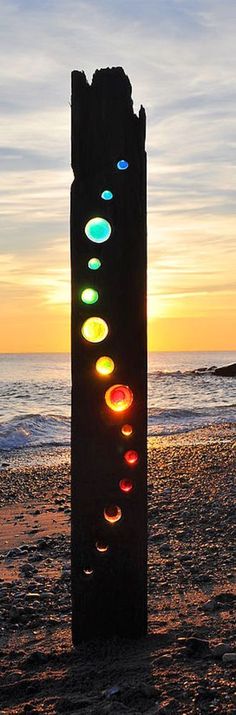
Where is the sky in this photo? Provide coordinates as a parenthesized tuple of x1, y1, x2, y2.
(0, 0, 235, 352)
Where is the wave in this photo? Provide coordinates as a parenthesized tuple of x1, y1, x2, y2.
(0, 406, 235, 450)
(148, 405, 236, 436)
(0, 413, 70, 451)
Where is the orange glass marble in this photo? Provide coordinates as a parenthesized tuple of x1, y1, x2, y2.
(105, 384, 133, 413)
(104, 505, 122, 524)
(121, 424, 133, 437)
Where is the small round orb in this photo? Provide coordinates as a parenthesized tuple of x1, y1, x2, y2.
(96, 356, 115, 376)
(105, 384, 133, 413)
(85, 217, 111, 243)
(117, 159, 129, 170)
(88, 257, 101, 271)
(121, 424, 133, 437)
(101, 190, 113, 201)
(124, 450, 139, 466)
(96, 541, 109, 553)
(83, 568, 94, 576)
(104, 505, 122, 524)
(119, 479, 134, 493)
(81, 288, 98, 305)
(81, 317, 108, 343)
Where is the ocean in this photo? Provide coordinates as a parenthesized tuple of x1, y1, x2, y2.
(0, 351, 235, 452)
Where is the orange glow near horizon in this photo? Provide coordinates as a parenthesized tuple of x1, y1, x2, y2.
(1, 308, 236, 353)
(0, 225, 236, 353)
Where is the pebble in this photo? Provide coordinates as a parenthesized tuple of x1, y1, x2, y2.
(211, 642, 234, 657)
(202, 598, 216, 612)
(0, 436, 235, 715)
(21, 564, 36, 576)
(159, 543, 171, 553)
(184, 636, 211, 656)
(222, 652, 236, 664)
(23, 651, 48, 667)
(155, 654, 173, 665)
(158, 698, 177, 714)
(5, 547, 24, 559)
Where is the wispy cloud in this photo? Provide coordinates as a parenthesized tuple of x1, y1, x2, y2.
(0, 0, 235, 347)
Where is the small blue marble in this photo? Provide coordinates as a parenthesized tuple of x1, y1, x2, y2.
(117, 159, 129, 170)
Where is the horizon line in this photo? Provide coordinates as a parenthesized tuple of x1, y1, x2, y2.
(0, 350, 235, 356)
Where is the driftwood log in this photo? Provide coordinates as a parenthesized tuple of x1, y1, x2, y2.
(70, 67, 147, 642)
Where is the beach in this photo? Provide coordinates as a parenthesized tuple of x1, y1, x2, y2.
(0, 424, 235, 715)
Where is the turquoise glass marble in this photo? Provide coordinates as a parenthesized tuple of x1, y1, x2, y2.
(88, 258, 101, 271)
(85, 217, 111, 243)
(101, 190, 113, 200)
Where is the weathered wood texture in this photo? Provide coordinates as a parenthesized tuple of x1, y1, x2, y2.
(71, 67, 147, 642)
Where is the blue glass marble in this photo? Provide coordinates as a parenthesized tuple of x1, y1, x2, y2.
(117, 159, 129, 170)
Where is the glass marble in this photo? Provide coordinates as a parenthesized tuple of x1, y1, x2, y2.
(117, 159, 129, 170)
(105, 384, 133, 413)
(88, 257, 101, 270)
(85, 217, 111, 243)
(81, 288, 98, 305)
(121, 424, 133, 437)
(96, 541, 109, 553)
(81, 317, 108, 343)
(101, 190, 113, 200)
(96, 356, 115, 376)
(119, 479, 134, 493)
(124, 450, 139, 466)
(104, 505, 122, 524)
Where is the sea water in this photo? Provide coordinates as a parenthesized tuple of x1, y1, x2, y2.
(0, 352, 235, 450)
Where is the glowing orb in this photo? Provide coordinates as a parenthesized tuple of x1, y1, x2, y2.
(124, 450, 139, 466)
(119, 479, 134, 493)
(96, 356, 115, 376)
(104, 505, 122, 524)
(81, 288, 98, 305)
(88, 257, 101, 271)
(105, 384, 133, 413)
(121, 424, 133, 437)
(83, 568, 94, 576)
(85, 217, 111, 243)
(96, 541, 109, 553)
(117, 159, 129, 170)
(81, 317, 108, 343)
(101, 190, 113, 200)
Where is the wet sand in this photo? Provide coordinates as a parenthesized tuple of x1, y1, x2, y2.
(0, 425, 235, 714)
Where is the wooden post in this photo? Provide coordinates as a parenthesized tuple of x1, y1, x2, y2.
(71, 67, 147, 643)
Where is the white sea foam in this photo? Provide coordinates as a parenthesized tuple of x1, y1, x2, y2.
(0, 352, 235, 450)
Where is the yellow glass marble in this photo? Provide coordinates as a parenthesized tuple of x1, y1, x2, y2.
(96, 356, 115, 376)
(81, 317, 108, 343)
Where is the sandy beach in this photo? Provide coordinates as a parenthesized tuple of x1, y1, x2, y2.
(0, 425, 235, 714)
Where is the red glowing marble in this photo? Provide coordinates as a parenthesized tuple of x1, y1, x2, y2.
(119, 479, 134, 493)
(124, 450, 139, 466)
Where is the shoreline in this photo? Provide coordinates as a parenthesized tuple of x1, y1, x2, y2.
(0, 421, 235, 471)
(0, 424, 235, 714)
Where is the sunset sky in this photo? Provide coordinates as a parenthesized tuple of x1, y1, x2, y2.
(1, 0, 235, 352)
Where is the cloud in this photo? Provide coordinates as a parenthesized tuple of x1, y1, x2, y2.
(0, 0, 235, 325)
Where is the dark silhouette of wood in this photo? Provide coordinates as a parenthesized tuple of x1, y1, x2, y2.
(71, 67, 147, 643)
